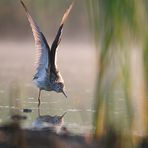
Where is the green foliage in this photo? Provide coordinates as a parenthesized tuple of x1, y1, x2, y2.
(87, 0, 148, 146)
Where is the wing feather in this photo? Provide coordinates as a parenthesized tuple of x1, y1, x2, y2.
(50, 2, 74, 72)
(21, 1, 50, 77)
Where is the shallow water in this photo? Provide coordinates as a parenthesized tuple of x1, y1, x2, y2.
(0, 40, 96, 133)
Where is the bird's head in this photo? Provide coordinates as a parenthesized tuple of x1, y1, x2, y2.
(51, 116, 61, 125)
(52, 112, 67, 125)
(53, 82, 67, 98)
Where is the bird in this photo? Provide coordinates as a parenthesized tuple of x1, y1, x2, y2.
(32, 112, 67, 131)
(20, 1, 73, 108)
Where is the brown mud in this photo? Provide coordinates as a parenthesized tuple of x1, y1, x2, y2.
(0, 123, 147, 148)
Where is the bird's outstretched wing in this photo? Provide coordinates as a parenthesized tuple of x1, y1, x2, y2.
(20, 1, 50, 78)
(50, 3, 74, 72)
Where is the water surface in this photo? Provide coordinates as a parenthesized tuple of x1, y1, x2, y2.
(0, 40, 96, 133)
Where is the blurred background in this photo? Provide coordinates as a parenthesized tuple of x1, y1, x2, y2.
(86, 0, 148, 147)
(0, 0, 91, 40)
(0, 0, 148, 147)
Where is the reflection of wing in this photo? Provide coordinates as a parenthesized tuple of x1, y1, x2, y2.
(50, 3, 74, 72)
(21, 1, 50, 77)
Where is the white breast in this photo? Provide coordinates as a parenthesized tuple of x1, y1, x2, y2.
(33, 69, 51, 90)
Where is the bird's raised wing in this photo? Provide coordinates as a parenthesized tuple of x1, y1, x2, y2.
(50, 3, 74, 72)
(21, 1, 50, 77)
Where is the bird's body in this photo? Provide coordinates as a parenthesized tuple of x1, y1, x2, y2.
(20, 1, 73, 107)
(33, 69, 52, 91)
(33, 68, 63, 92)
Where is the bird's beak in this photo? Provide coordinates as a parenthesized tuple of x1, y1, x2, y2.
(60, 112, 67, 119)
(62, 90, 67, 98)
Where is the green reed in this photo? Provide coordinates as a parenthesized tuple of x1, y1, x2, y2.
(86, 0, 148, 146)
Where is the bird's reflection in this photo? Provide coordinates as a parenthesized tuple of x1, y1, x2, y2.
(32, 112, 67, 133)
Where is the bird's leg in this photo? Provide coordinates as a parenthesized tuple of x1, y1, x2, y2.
(37, 89, 41, 108)
(38, 107, 41, 117)
(37, 89, 41, 116)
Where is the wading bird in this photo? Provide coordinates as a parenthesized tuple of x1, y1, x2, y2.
(20, 1, 73, 107)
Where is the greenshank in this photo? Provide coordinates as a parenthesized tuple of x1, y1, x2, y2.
(20, 1, 73, 107)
